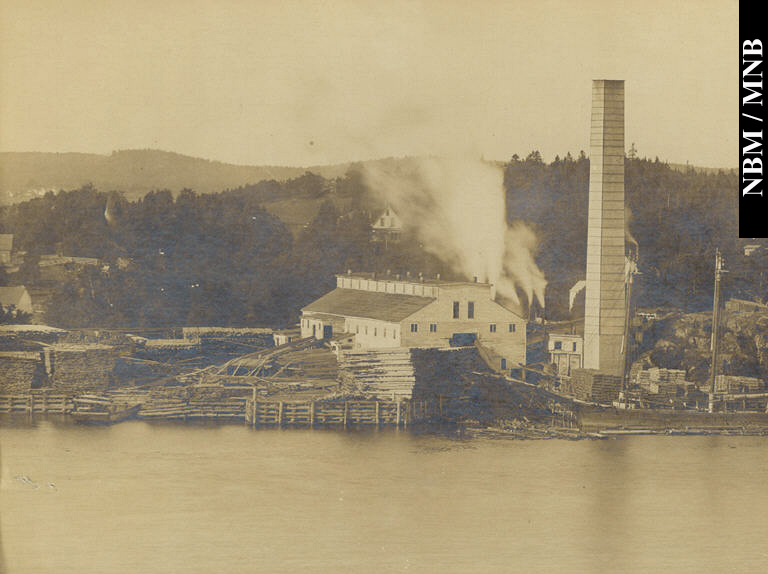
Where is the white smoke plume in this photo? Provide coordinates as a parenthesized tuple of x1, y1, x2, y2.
(363, 156, 546, 310)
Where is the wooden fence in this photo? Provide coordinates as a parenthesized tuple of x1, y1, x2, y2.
(0, 391, 75, 414)
(138, 398, 247, 420)
(245, 398, 445, 427)
(1, 392, 452, 427)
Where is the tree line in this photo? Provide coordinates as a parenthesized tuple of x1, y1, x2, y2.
(0, 155, 746, 328)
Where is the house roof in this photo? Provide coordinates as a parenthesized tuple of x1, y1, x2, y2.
(302, 288, 434, 323)
(0, 323, 66, 334)
(0, 286, 30, 308)
(0, 234, 12, 252)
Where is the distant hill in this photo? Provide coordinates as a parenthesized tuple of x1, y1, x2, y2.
(0, 148, 735, 206)
(0, 149, 354, 204)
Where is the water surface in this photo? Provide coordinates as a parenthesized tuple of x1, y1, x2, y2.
(2, 419, 767, 573)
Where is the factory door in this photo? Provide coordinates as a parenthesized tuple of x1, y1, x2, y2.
(450, 333, 477, 347)
(323, 325, 333, 339)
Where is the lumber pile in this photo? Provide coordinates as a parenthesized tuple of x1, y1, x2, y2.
(50, 344, 117, 393)
(0, 351, 44, 393)
(636, 367, 687, 388)
(181, 327, 274, 354)
(340, 348, 416, 399)
(715, 374, 765, 393)
(572, 369, 621, 404)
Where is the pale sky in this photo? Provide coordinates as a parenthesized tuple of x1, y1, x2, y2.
(0, 0, 738, 168)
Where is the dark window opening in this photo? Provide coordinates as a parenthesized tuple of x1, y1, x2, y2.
(453, 301, 460, 319)
(468, 301, 475, 319)
(489, 323, 496, 333)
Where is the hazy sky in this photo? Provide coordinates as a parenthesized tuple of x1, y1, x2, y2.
(0, 0, 738, 167)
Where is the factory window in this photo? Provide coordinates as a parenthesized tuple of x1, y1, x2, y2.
(573, 342, 578, 352)
(453, 301, 460, 318)
(374, 328, 378, 336)
(393, 329, 397, 339)
(355, 325, 359, 334)
(430, 323, 437, 333)
(554, 341, 562, 350)
(410, 323, 418, 332)
(489, 323, 496, 333)
(384, 328, 387, 337)
(365, 326, 368, 335)
(501, 358, 507, 370)
(509, 323, 516, 333)
(380, 218, 385, 225)
(468, 301, 475, 319)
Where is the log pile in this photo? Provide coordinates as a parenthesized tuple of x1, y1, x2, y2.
(50, 344, 117, 393)
(181, 327, 274, 355)
(572, 369, 621, 404)
(715, 374, 765, 393)
(0, 352, 45, 393)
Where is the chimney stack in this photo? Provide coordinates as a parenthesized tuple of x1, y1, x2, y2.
(584, 80, 626, 377)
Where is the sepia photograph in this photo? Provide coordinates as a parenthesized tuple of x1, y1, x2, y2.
(0, 1, 759, 573)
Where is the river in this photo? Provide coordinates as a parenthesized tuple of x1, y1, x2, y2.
(1, 418, 767, 573)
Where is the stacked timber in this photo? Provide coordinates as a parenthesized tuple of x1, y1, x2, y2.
(340, 348, 416, 399)
(637, 368, 687, 387)
(50, 344, 117, 393)
(136, 338, 202, 363)
(181, 327, 274, 355)
(0, 351, 45, 393)
(572, 369, 621, 404)
(0, 324, 68, 346)
(715, 375, 765, 393)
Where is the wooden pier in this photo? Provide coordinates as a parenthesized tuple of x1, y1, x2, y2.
(0, 390, 75, 414)
(245, 398, 441, 427)
(0, 391, 447, 427)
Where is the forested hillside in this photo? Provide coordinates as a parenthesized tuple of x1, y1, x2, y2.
(0, 154, 747, 329)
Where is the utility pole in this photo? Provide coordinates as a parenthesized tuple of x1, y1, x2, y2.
(620, 249, 639, 404)
(708, 249, 725, 413)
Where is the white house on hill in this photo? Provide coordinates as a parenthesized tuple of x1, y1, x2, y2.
(371, 206, 403, 243)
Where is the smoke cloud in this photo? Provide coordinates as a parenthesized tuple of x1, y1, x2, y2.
(363, 156, 546, 310)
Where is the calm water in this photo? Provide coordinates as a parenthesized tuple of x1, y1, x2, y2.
(1, 419, 767, 574)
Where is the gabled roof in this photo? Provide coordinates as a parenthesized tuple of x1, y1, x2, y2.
(302, 288, 434, 322)
(0, 234, 12, 251)
(0, 286, 30, 308)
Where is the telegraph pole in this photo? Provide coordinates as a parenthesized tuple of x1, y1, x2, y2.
(708, 249, 725, 413)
